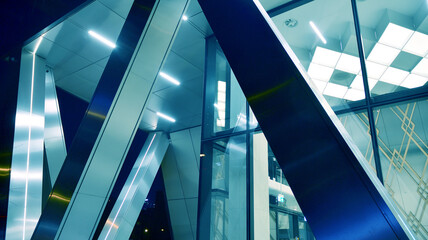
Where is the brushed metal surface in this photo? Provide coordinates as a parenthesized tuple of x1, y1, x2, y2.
(198, 0, 415, 239)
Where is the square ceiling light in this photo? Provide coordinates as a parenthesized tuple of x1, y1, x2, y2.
(350, 75, 378, 90)
(336, 53, 361, 74)
(310, 79, 328, 92)
(403, 32, 428, 57)
(365, 61, 388, 79)
(343, 88, 365, 101)
(311, 47, 341, 68)
(323, 82, 348, 98)
(379, 67, 409, 85)
(367, 43, 400, 66)
(307, 63, 334, 81)
(412, 58, 428, 77)
(379, 23, 414, 49)
(400, 74, 428, 89)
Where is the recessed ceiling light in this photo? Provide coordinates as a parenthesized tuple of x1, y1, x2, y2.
(367, 43, 400, 66)
(310, 79, 328, 92)
(350, 75, 378, 90)
(88, 30, 116, 48)
(412, 58, 428, 77)
(156, 112, 176, 122)
(400, 74, 428, 89)
(311, 47, 341, 68)
(379, 67, 409, 85)
(309, 21, 327, 44)
(323, 82, 347, 98)
(343, 88, 365, 101)
(307, 63, 334, 81)
(159, 72, 180, 85)
(182, 15, 188, 21)
(365, 61, 387, 79)
(379, 23, 414, 49)
(403, 32, 428, 57)
(336, 53, 361, 74)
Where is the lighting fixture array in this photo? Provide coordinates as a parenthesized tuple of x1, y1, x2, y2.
(307, 23, 428, 101)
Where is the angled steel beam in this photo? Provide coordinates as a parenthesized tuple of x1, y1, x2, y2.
(98, 132, 169, 240)
(31, 0, 188, 239)
(198, 0, 415, 239)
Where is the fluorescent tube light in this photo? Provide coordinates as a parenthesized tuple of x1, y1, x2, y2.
(343, 88, 365, 101)
(309, 21, 327, 44)
(412, 58, 428, 77)
(311, 47, 341, 68)
(156, 112, 176, 122)
(307, 63, 334, 81)
(323, 82, 347, 98)
(336, 53, 361, 74)
(88, 30, 116, 48)
(159, 72, 180, 85)
(400, 74, 428, 89)
(379, 23, 413, 49)
(379, 67, 409, 85)
(182, 15, 188, 21)
(403, 32, 428, 57)
(367, 43, 400, 66)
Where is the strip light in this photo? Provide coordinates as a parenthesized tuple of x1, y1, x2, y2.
(159, 72, 180, 85)
(156, 112, 176, 122)
(309, 21, 327, 44)
(88, 30, 116, 48)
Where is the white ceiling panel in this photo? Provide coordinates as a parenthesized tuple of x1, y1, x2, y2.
(57, 74, 97, 101)
(189, 12, 213, 37)
(172, 38, 206, 71)
(171, 20, 205, 51)
(74, 63, 104, 84)
(97, 0, 133, 19)
(54, 54, 92, 81)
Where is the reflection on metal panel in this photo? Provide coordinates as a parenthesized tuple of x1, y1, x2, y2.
(99, 132, 169, 240)
(198, 0, 415, 239)
(44, 67, 67, 186)
(6, 50, 46, 240)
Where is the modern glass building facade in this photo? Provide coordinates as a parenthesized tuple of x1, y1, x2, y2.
(0, 0, 427, 239)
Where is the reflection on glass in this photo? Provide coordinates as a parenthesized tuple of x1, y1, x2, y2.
(356, 0, 428, 96)
(278, 212, 292, 240)
(374, 99, 428, 239)
(270, 210, 277, 240)
(338, 111, 376, 172)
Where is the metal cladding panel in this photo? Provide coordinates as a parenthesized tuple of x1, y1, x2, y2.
(99, 132, 169, 240)
(198, 0, 415, 239)
(30, 0, 157, 239)
(6, 52, 46, 240)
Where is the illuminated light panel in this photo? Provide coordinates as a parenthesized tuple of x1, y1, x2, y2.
(403, 32, 428, 57)
(159, 72, 180, 85)
(156, 112, 176, 122)
(307, 63, 334, 81)
(400, 74, 428, 89)
(343, 88, 365, 101)
(379, 67, 409, 86)
(350, 75, 378, 90)
(367, 43, 400, 66)
(336, 53, 361, 74)
(311, 79, 327, 92)
(311, 47, 341, 68)
(379, 23, 414, 49)
(88, 30, 116, 48)
(309, 21, 327, 44)
(182, 15, 188, 21)
(365, 61, 388, 79)
(323, 82, 347, 98)
(412, 58, 428, 77)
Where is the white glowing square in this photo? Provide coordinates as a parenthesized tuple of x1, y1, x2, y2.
(311, 79, 327, 92)
(400, 74, 428, 89)
(323, 82, 348, 98)
(367, 43, 400, 66)
(380, 67, 409, 85)
(343, 88, 365, 101)
(311, 47, 341, 68)
(307, 63, 334, 81)
(365, 61, 387, 79)
(403, 32, 428, 57)
(412, 58, 428, 77)
(350, 75, 378, 90)
(336, 53, 361, 74)
(379, 23, 414, 49)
